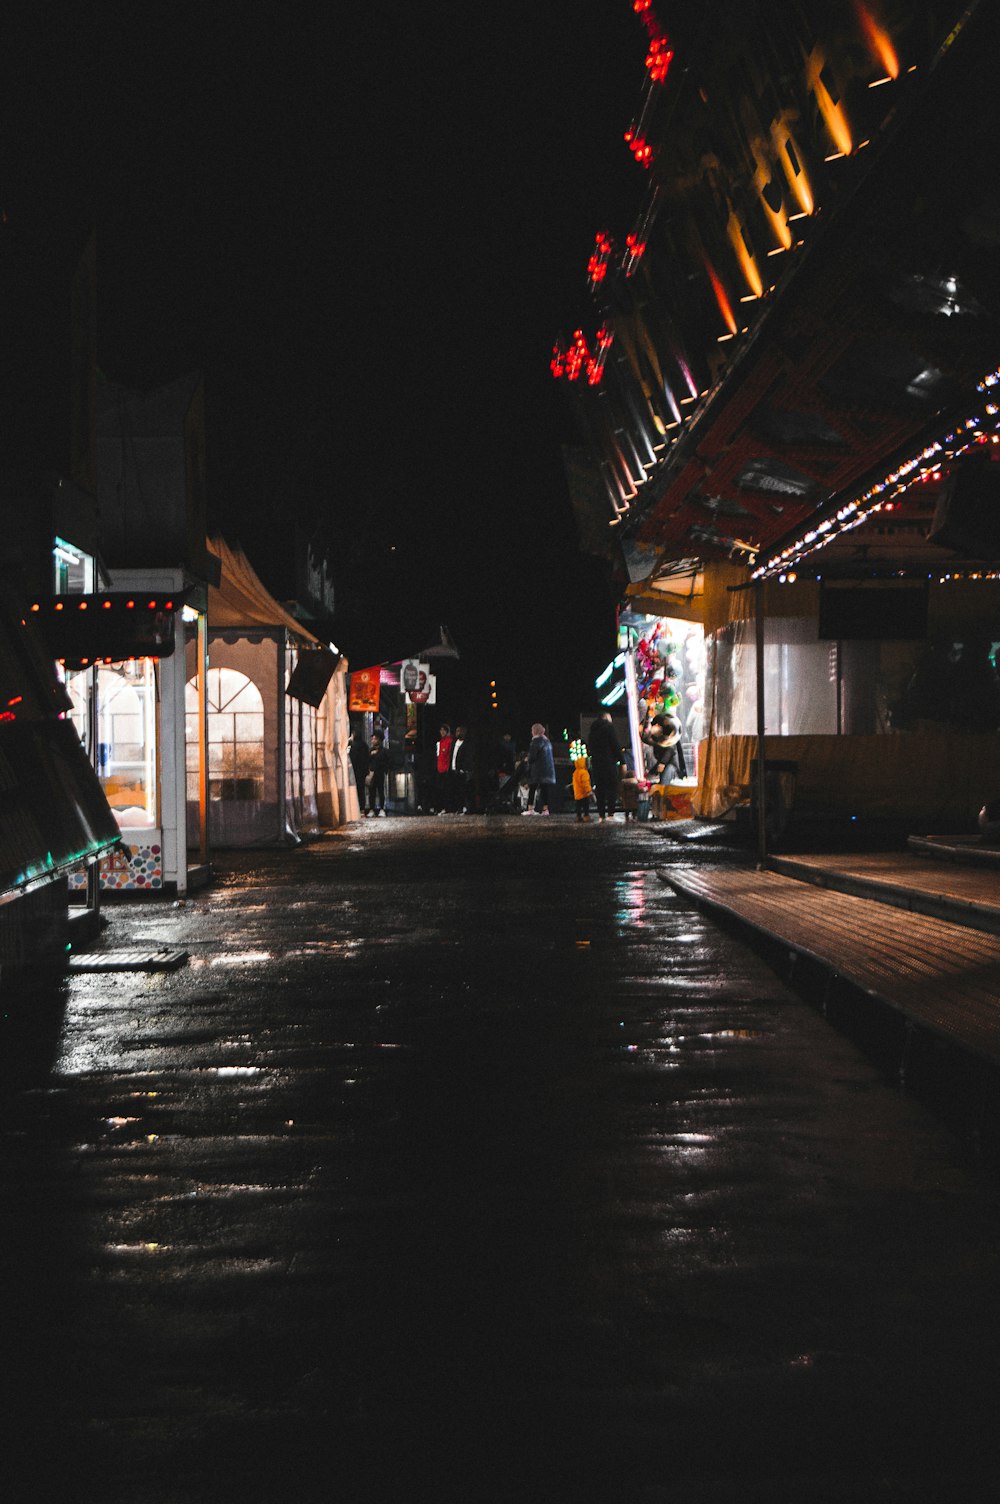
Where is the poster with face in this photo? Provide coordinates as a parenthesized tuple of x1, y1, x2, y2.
(407, 670, 436, 705)
(400, 660, 431, 696)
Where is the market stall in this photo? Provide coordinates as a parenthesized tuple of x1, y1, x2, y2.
(615, 610, 706, 816)
(185, 536, 351, 847)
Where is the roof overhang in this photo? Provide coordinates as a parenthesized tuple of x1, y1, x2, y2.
(624, 6, 1000, 580)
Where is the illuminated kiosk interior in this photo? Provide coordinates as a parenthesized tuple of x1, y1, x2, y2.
(598, 612, 706, 796)
(64, 570, 206, 895)
(51, 540, 204, 897)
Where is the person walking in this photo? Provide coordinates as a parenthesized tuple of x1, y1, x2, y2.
(349, 729, 370, 813)
(367, 732, 389, 817)
(523, 723, 555, 816)
(587, 710, 622, 822)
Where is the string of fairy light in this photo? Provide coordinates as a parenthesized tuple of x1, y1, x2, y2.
(749, 362, 1000, 582)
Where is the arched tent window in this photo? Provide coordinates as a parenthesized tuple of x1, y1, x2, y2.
(186, 667, 265, 800)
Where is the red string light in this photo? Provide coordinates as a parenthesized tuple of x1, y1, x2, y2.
(624, 126, 655, 168)
(632, 1, 673, 85)
(586, 327, 615, 386)
(565, 329, 590, 382)
(551, 329, 616, 385)
(587, 230, 615, 286)
(623, 232, 647, 276)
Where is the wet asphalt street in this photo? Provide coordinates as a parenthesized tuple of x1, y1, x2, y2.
(3, 815, 1000, 1503)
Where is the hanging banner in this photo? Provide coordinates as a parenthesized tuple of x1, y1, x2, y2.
(349, 666, 381, 713)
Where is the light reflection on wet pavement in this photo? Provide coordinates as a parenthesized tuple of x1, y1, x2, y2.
(3, 817, 1000, 1502)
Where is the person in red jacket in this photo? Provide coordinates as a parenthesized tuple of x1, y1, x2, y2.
(436, 724, 453, 814)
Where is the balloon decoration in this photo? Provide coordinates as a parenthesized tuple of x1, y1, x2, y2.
(635, 622, 685, 719)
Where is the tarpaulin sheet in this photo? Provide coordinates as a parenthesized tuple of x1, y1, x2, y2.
(0, 719, 120, 897)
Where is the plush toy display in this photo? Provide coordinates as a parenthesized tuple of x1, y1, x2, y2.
(634, 621, 686, 719)
(629, 618, 707, 768)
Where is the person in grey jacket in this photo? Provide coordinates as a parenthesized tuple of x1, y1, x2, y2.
(523, 723, 555, 815)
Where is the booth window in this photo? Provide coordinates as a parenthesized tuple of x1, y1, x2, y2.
(96, 660, 158, 828)
(187, 668, 264, 801)
(52, 537, 95, 595)
(62, 667, 94, 757)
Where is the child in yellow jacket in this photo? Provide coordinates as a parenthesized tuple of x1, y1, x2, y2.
(572, 756, 593, 822)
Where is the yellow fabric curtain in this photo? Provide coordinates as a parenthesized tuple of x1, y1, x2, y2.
(694, 732, 1000, 825)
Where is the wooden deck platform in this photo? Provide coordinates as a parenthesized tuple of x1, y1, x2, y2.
(769, 852, 1000, 935)
(662, 866, 1000, 1067)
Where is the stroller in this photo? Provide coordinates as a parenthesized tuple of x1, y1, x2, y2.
(485, 756, 527, 815)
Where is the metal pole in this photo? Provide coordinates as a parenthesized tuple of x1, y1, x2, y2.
(754, 580, 768, 869)
(622, 640, 645, 790)
(197, 609, 209, 867)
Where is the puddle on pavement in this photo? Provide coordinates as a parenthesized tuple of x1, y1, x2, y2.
(692, 1029, 766, 1041)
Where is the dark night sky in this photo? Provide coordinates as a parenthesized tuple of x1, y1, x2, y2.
(6, 4, 656, 733)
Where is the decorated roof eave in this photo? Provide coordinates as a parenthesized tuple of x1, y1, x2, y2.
(596, 4, 1000, 584)
(749, 364, 1000, 580)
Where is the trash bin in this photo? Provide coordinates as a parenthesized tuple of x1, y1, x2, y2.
(637, 792, 651, 822)
(750, 759, 798, 843)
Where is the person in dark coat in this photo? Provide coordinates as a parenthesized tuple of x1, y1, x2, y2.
(452, 725, 473, 813)
(524, 723, 555, 815)
(496, 733, 516, 778)
(349, 730, 370, 810)
(412, 734, 436, 813)
(647, 713, 687, 785)
(367, 733, 389, 816)
(587, 711, 622, 822)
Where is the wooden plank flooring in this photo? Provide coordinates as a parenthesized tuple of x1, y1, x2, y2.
(774, 852, 1000, 926)
(663, 867, 1000, 1065)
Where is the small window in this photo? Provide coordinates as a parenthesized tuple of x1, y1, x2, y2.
(186, 668, 265, 802)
